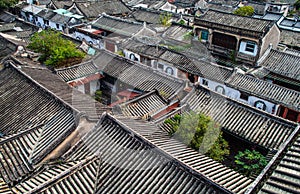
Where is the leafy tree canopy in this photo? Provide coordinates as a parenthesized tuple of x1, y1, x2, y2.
(0, 0, 18, 10)
(295, 0, 300, 10)
(28, 29, 85, 68)
(233, 6, 255, 16)
(165, 112, 229, 162)
(235, 149, 267, 177)
(159, 12, 172, 27)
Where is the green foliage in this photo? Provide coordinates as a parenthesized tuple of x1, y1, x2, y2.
(234, 149, 267, 176)
(233, 6, 255, 16)
(94, 90, 102, 102)
(183, 31, 193, 40)
(0, 0, 18, 10)
(27, 29, 85, 68)
(178, 19, 185, 25)
(164, 114, 181, 135)
(164, 112, 230, 162)
(159, 12, 172, 27)
(294, 0, 300, 10)
(116, 50, 125, 57)
(229, 50, 236, 64)
(168, 44, 192, 52)
(159, 90, 168, 99)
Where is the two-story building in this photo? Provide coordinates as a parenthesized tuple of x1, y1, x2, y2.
(193, 9, 280, 65)
(46, 0, 131, 20)
(21, 5, 83, 32)
(225, 72, 300, 122)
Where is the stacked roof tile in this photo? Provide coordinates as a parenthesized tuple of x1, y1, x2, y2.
(75, 0, 131, 17)
(115, 116, 253, 193)
(259, 49, 300, 82)
(0, 65, 76, 136)
(55, 60, 99, 82)
(0, 64, 79, 187)
(121, 40, 233, 83)
(0, 35, 17, 60)
(93, 14, 143, 37)
(119, 90, 169, 118)
(226, 73, 300, 112)
(60, 113, 230, 193)
(182, 87, 298, 150)
(259, 134, 300, 194)
(17, 65, 110, 120)
(93, 49, 185, 99)
(194, 9, 273, 37)
(13, 156, 101, 193)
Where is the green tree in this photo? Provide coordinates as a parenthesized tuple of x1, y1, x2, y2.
(178, 19, 185, 25)
(234, 149, 267, 177)
(294, 0, 300, 10)
(159, 12, 172, 27)
(27, 29, 85, 68)
(0, 0, 18, 10)
(233, 6, 255, 16)
(94, 90, 102, 102)
(165, 112, 229, 162)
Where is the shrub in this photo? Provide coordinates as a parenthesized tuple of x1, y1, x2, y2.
(235, 149, 268, 176)
(0, 0, 18, 10)
(233, 6, 255, 16)
(164, 112, 230, 162)
(159, 12, 172, 27)
(94, 90, 102, 102)
(27, 29, 85, 68)
(178, 19, 185, 25)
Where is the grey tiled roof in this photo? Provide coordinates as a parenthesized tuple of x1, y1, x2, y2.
(51, 0, 73, 9)
(121, 40, 233, 83)
(207, 3, 236, 13)
(49, 13, 73, 24)
(119, 90, 168, 118)
(116, 116, 253, 194)
(259, 49, 300, 81)
(0, 178, 11, 194)
(93, 49, 185, 99)
(247, 1, 265, 15)
(0, 11, 16, 23)
(226, 73, 300, 112)
(132, 8, 162, 24)
(208, 0, 239, 7)
(194, 9, 273, 36)
(284, 48, 300, 57)
(60, 114, 223, 193)
(92, 14, 143, 37)
(14, 156, 101, 193)
(259, 134, 300, 194)
(279, 18, 300, 30)
(55, 60, 98, 82)
(19, 65, 109, 120)
(0, 35, 17, 60)
(183, 86, 298, 150)
(36, 9, 56, 20)
(279, 29, 300, 48)
(0, 23, 14, 33)
(75, 0, 131, 18)
(162, 24, 192, 43)
(262, 13, 283, 21)
(2, 19, 39, 43)
(0, 126, 41, 185)
(131, 8, 180, 24)
(0, 65, 77, 185)
(0, 64, 76, 136)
